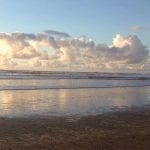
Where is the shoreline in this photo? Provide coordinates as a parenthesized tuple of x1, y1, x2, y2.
(0, 106, 150, 149)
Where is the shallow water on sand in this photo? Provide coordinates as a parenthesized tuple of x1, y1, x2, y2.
(0, 78, 150, 118)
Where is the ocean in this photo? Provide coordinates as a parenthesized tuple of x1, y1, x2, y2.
(0, 70, 150, 118)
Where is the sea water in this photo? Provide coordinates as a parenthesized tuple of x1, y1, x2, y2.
(0, 71, 150, 118)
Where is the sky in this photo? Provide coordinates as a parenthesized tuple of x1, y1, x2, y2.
(0, 0, 150, 72)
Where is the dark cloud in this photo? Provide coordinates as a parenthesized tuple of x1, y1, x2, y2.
(43, 30, 71, 38)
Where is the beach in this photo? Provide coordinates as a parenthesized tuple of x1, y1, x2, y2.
(0, 0, 150, 149)
(0, 71, 150, 149)
(0, 106, 150, 150)
(0, 59, 148, 149)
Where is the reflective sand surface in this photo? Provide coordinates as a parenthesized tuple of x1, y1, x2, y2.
(0, 80, 150, 117)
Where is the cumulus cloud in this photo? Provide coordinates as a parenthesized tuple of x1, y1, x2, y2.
(0, 30, 149, 71)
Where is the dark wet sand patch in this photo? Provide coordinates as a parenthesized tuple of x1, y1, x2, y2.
(0, 107, 150, 150)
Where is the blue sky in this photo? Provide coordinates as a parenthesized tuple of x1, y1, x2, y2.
(0, 0, 149, 46)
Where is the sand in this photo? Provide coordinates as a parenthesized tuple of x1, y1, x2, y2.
(0, 107, 150, 150)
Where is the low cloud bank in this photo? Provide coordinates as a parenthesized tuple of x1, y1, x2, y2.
(0, 30, 149, 71)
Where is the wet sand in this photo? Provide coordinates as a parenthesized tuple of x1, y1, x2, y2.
(0, 107, 150, 150)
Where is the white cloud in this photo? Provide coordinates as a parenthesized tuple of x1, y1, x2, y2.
(0, 30, 149, 72)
